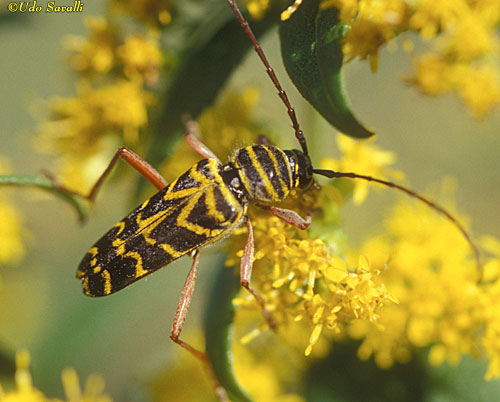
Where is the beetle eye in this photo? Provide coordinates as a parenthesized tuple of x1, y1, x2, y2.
(230, 177, 241, 188)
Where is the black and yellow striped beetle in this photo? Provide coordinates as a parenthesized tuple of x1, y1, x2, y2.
(74, 0, 480, 399)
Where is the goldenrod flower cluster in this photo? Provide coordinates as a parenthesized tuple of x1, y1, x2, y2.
(347, 195, 500, 379)
(323, 0, 500, 117)
(64, 17, 163, 84)
(227, 210, 397, 357)
(37, 16, 163, 192)
(0, 350, 111, 402)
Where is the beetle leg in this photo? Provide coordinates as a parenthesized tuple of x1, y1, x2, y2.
(258, 205, 311, 230)
(170, 250, 229, 402)
(183, 118, 222, 163)
(240, 216, 277, 329)
(45, 147, 168, 202)
(170, 250, 203, 358)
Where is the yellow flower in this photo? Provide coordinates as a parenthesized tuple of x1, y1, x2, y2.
(347, 192, 500, 379)
(61, 368, 112, 402)
(37, 80, 154, 192)
(320, 135, 403, 204)
(340, 0, 407, 70)
(412, 55, 500, 117)
(476, 238, 500, 379)
(0, 157, 25, 266)
(408, 0, 468, 38)
(322, 0, 359, 22)
(456, 64, 500, 118)
(281, 0, 303, 21)
(444, 11, 498, 61)
(64, 17, 117, 76)
(411, 53, 457, 95)
(0, 350, 49, 402)
(117, 34, 164, 86)
(0, 350, 111, 402)
(233, 344, 306, 402)
(0, 200, 25, 266)
(110, 0, 173, 27)
(65, 17, 164, 87)
(244, 0, 270, 19)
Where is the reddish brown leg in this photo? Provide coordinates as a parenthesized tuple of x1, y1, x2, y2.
(240, 217, 277, 329)
(183, 118, 221, 163)
(170, 250, 203, 358)
(170, 251, 229, 402)
(46, 147, 168, 202)
(258, 205, 311, 230)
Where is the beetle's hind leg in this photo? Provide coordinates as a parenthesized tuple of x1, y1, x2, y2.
(240, 216, 277, 329)
(170, 250, 229, 402)
(44, 147, 168, 202)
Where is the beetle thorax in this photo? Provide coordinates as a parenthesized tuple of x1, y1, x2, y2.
(230, 145, 313, 205)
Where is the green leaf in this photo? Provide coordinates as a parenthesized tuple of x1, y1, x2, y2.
(204, 262, 252, 402)
(279, 0, 374, 138)
(0, 174, 88, 222)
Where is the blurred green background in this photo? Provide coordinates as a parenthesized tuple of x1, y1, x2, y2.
(0, 2, 499, 401)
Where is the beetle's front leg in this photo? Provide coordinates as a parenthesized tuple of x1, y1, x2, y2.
(239, 216, 277, 329)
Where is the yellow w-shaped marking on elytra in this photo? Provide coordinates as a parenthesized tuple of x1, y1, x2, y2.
(176, 190, 225, 238)
(162, 169, 207, 201)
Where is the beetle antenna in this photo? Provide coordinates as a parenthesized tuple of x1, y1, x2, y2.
(226, 0, 308, 155)
(313, 168, 483, 277)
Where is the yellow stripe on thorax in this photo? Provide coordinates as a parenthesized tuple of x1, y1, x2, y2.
(246, 146, 281, 202)
(262, 145, 291, 198)
(232, 157, 251, 194)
